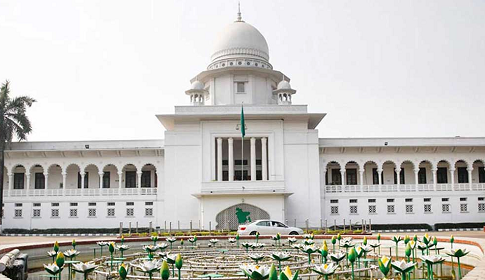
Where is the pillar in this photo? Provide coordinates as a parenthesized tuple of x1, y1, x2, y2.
(467, 167, 473, 190)
(44, 172, 48, 189)
(359, 169, 364, 187)
(432, 168, 437, 191)
(228, 138, 234, 181)
(26, 173, 30, 195)
(118, 172, 123, 189)
(377, 169, 382, 185)
(395, 168, 401, 186)
(80, 172, 85, 189)
(261, 137, 268, 181)
(450, 168, 455, 190)
(250, 137, 256, 181)
(99, 172, 104, 188)
(8, 173, 13, 191)
(340, 169, 346, 188)
(62, 172, 67, 195)
(414, 169, 419, 188)
(137, 171, 142, 188)
(217, 137, 223, 181)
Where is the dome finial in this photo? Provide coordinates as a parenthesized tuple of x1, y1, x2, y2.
(236, 2, 243, 22)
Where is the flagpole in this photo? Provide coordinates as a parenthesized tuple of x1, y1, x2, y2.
(241, 136, 244, 181)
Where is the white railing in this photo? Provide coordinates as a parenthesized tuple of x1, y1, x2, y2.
(5, 188, 157, 197)
(325, 183, 485, 193)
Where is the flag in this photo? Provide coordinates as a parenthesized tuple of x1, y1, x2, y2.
(240, 105, 245, 138)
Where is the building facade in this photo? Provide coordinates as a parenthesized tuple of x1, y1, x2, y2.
(2, 12, 484, 230)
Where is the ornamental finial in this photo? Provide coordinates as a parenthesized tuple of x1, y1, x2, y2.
(236, 2, 243, 22)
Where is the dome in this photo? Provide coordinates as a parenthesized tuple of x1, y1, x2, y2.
(211, 20, 269, 63)
(277, 80, 291, 90)
(191, 81, 205, 90)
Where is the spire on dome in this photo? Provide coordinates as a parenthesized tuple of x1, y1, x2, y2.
(236, 2, 243, 22)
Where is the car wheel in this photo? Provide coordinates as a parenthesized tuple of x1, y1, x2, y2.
(250, 231, 258, 235)
(289, 231, 298, 235)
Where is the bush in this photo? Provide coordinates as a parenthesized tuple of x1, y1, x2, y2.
(434, 222, 485, 230)
(370, 224, 433, 231)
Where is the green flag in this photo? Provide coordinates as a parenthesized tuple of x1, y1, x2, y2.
(240, 105, 245, 137)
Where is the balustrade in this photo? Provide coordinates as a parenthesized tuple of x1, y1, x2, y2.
(324, 183, 484, 193)
(5, 188, 157, 197)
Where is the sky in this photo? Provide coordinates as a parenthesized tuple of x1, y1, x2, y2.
(0, 0, 484, 141)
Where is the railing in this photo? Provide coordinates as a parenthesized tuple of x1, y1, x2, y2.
(5, 188, 157, 197)
(324, 183, 485, 193)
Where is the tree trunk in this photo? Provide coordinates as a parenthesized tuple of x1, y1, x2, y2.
(0, 140, 5, 228)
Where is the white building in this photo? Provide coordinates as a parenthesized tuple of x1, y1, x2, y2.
(2, 11, 485, 231)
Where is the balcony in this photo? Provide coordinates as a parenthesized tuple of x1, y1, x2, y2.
(4, 188, 157, 197)
(195, 180, 288, 197)
(324, 183, 485, 193)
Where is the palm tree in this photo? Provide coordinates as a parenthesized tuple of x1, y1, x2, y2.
(0, 80, 36, 231)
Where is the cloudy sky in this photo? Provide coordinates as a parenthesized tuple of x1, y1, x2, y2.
(1, 0, 484, 141)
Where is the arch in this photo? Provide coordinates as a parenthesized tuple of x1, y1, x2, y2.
(325, 161, 342, 170)
(102, 164, 118, 173)
(29, 164, 45, 174)
(419, 160, 434, 170)
(436, 159, 451, 168)
(66, 163, 81, 171)
(454, 159, 470, 169)
(399, 160, 415, 170)
(48, 164, 62, 173)
(84, 163, 100, 173)
(215, 203, 270, 230)
(381, 160, 397, 170)
(12, 164, 26, 173)
(141, 164, 157, 188)
(122, 163, 137, 172)
(344, 160, 360, 170)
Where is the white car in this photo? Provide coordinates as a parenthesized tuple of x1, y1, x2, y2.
(237, 220, 304, 236)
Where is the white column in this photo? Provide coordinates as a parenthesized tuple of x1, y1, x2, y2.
(8, 173, 13, 191)
(261, 137, 268, 181)
(377, 169, 382, 185)
(99, 172, 104, 188)
(414, 169, 419, 188)
(449, 168, 455, 188)
(432, 168, 437, 191)
(250, 137, 256, 181)
(44, 172, 49, 189)
(217, 137, 223, 181)
(322, 170, 327, 190)
(396, 168, 401, 186)
(62, 172, 67, 196)
(26, 173, 31, 196)
(340, 169, 346, 188)
(359, 169, 364, 187)
(228, 138, 234, 181)
(80, 172, 85, 189)
(118, 172, 123, 189)
(467, 167, 473, 190)
(137, 171, 142, 188)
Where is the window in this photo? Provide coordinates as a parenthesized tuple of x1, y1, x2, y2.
(70, 209, 78, 217)
(33, 209, 41, 217)
(77, 172, 89, 188)
(368, 199, 376, 203)
(14, 173, 24, 189)
(145, 202, 154, 206)
(479, 167, 485, 183)
(103, 172, 110, 188)
(145, 208, 153, 216)
(33, 203, 41, 207)
(405, 205, 413, 213)
(141, 171, 151, 187)
(424, 198, 431, 202)
(107, 208, 115, 217)
(418, 168, 427, 184)
(236, 82, 245, 93)
(256, 221, 270, 226)
(15, 203, 22, 207)
(331, 169, 342, 185)
(51, 203, 59, 207)
(126, 208, 134, 217)
(51, 209, 59, 217)
(387, 199, 394, 203)
(479, 197, 485, 201)
(460, 197, 467, 202)
(405, 198, 413, 203)
(330, 199, 339, 204)
(126, 202, 134, 206)
(442, 198, 449, 202)
(330, 206, 339, 215)
(107, 202, 115, 206)
(125, 171, 136, 188)
(14, 209, 22, 218)
(394, 169, 405, 184)
(442, 204, 450, 213)
(479, 203, 485, 212)
(346, 169, 357, 185)
(372, 168, 381, 185)
(424, 204, 432, 213)
(88, 202, 96, 206)
(387, 205, 395, 213)
(369, 205, 376, 214)
(349, 199, 358, 203)
(70, 203, 78, 207)
(460, 204, 468, 212)
(437, 167, 448, 183)
(35, 173, 45, 189)
(350, 205, 358, 214)
(457, 167, 468, 183)
(234, 170, 249, 181)
(88, 209, 96, 217)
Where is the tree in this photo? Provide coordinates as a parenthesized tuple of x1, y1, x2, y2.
(0, 80, 36, 230)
